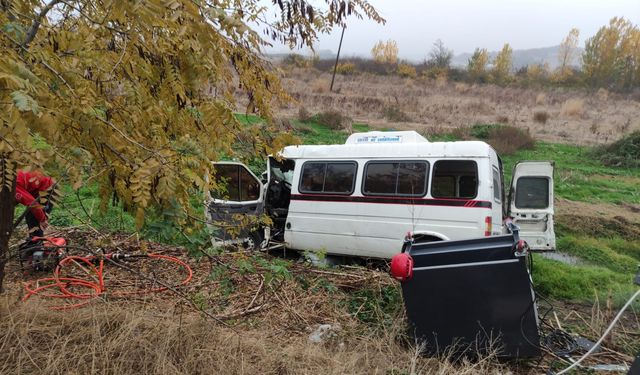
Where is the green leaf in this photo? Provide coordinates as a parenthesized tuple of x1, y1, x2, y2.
(2, 22, 26, 40)
(10, 90, 40, 114)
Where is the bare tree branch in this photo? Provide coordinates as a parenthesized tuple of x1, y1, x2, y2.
(22, 0, 63, 47)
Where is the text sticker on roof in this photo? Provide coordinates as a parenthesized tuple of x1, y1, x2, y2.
(345, 131, 429, 145)
(356, 135, 402, 144)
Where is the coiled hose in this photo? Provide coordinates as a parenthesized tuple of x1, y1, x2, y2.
(22, 253, 193, 310)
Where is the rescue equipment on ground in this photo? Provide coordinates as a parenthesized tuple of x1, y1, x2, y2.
(18, 236, 193, 310)
(390, 225, 540, 358)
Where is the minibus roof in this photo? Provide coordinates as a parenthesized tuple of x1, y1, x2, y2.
(281, 131, 496, 159)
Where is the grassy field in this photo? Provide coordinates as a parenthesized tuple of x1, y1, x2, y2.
(28, 115, 640, 307)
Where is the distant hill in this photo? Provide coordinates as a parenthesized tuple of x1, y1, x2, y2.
(451, 45, 583, 69)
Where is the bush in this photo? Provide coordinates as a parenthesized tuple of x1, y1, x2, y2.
(298, 107, 312, 122)
(315, 110, 350, 130)
(312, 57, 391, 75)
(561, 98, 585, 118)
(382, 104, 411, 122)
(397, 63, 417, 78)
(533, 110, 550, 124)
(335, 62, 356, 75)
(282, 53, 311, 68)
(596, 131, 640, 168)
(471, 124, 535, 155)
(488, 126, 534, 155)
(470, 123, 503, 139)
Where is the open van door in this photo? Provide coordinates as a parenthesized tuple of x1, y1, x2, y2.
(206, 162, 265, 249)
(507, 161, 555, 251)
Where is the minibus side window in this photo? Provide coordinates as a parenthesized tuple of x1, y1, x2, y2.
(299, 161, 357, 194)
(363, 163, 396, 194)
(325, 163, 357, 193)
(300, 163, 326, 192)
(431, 160, 478, 199)
(397, 162, 428, 196)
(363, 161, 428, 197)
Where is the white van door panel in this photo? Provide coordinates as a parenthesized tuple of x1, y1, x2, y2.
(508, 161, 555, 250)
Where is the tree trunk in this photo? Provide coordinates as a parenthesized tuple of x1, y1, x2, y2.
(0, 162, 16, 293)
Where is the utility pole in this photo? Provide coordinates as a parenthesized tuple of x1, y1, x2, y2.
(330, 26, 346, 92)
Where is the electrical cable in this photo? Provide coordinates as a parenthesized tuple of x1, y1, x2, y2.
(553, 288, 640, 375)
(519, 251, 580, 360)
(22, 249, 193, 310)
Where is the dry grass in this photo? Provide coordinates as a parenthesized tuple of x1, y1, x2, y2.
(597, 88, 609, 101)
(561, 98, 585, 118)
(266, 67, 640, 145)
(455, 82, 470, 93)
(383, 104, 411, 122)
(0, 296, 520, 375)
(311, 78, 329, 93)
(496, 115, 509, 124)
(298, 106, 312, 122)
(2, 228, 638, 374)
(533, 110, 550, 124)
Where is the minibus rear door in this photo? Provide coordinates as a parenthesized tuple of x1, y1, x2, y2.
(507, 161, 555, 250)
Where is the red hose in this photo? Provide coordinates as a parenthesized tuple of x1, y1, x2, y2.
(22, 253, 193, 310)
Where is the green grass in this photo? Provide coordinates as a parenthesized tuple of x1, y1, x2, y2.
(235, 113, 263, 126)
(289, 119, 372, 145)
(557, 235, 638, 274)
(532, 254, 637, 304)
(499, 142, 639, 303)
(501, 142, 640, 205)
(15, 184, 135, 233)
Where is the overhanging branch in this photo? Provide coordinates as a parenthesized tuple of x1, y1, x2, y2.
(22, 0, 63, 47)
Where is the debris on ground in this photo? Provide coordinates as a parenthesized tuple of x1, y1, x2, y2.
(1, 227, 638, 374)
(308, 323, 342, 343)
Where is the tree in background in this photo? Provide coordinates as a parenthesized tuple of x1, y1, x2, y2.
(492, 43, 513, 84)
(525, 63, 550, 85)
(467, 48, 489, 82)
(371, 39, 399, 65)
(0, 0, 383, 291)
(428, 39, 453, 69)
(556, 28, 580, 82)
(582, 17, 639, 91)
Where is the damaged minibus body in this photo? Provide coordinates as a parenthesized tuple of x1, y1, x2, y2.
(206, 131, 555, 257)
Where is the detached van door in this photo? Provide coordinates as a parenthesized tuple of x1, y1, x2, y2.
(206, 162, 264, 247)
(507, 161, 555, 251)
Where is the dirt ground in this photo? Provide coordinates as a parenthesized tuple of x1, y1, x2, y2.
(261, 68, 640, 145)
(2, 228, 638, 374)
(556, 198, 640, 226)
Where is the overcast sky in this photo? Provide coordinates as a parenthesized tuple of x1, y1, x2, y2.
(266, 0, 640, 61)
